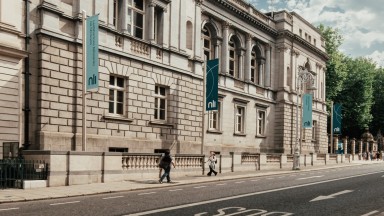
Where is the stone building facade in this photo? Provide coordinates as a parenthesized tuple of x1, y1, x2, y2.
(1, 0, 328, 157)
(0, 0, 28, 158)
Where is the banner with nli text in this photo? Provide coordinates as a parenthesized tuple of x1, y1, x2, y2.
(333, 103, 342, 134)
(86, 14, 99, 91)
(302, 94, 312, 128)
(206, 59, 219, 111)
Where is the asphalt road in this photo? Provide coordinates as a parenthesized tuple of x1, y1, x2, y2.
(1, 164, 383, 216)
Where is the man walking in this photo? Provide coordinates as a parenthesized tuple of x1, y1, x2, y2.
(158, 150, 176, 183)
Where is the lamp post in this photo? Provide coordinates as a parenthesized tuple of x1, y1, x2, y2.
(293, 66, 317, 170)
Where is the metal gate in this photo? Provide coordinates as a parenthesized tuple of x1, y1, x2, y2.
(0, 158, 48, 189)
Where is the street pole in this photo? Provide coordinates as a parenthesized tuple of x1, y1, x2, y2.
(82, 10, 87, 151)
(293, 66, 316, 170)
(330, 101, 334, 154)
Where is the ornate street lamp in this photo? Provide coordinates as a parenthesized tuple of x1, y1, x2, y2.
(293, 66, 317, 170)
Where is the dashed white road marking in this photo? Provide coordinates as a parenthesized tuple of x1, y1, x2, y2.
(102, 196, 124, 200)
(194, 186, 207, 189)
(251, 179, 259, 182)
(138, 192, 156, 195)
(361, 210, 379, 216)
(216, 183, 227, 186)
(297, 175, 324, 180)
(266, 178, 274, 180)
(169, 189, 183, 192)
(0, 207, 19, 211)
(50, 201, 80, 206)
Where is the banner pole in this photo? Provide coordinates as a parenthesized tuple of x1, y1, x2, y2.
(82, 10, 87, 152)
(201, 59, 207, 155)
(330, 101, 334, 154)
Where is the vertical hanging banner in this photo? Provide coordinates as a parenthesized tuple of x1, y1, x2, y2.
(206, 59, 219, 111)
(333, 103, 342, 134)
(86, 14, 99, 91)
(302, 94, 312, 128)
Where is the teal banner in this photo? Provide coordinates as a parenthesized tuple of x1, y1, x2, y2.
(206, 59, 219, 111)
(86, 14, 99, 91)
(333, 104, 342, 134)
(302, 94, 312, 128)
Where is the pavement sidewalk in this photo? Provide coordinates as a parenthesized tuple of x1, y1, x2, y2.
(0, 160, 382, 204)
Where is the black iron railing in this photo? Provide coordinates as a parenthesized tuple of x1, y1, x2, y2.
(0, 158, 49, 189)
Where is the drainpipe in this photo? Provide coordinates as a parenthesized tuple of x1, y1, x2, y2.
(23, 0, 31, 150)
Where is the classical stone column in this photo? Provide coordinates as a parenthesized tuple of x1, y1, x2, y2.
(244, 34, 252, 82)
(221, 22, 230, 74)
(351, 138, 356, 155)
(147, 3, 155, 42)
(257, 59, 265, 86)
(358, 140, 363, 154)
(343, 137, 348, 154)
(265, 44, 271, 87)
(333, 136, 338, 153)
(238, 50, 244, 79)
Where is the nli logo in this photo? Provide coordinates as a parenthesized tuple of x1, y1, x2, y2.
(334, 127, 340, 133)
(88, 74, 97, 86)
(303, 121, 311, 127)
(207, 100, 217, 109)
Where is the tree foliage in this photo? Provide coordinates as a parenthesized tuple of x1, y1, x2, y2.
(370, 68, 384, 134)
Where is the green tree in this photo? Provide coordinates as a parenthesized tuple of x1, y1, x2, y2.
(335, 57, 375, 138)
(317, 24, 348, 104)
(370, 67, 384, 134)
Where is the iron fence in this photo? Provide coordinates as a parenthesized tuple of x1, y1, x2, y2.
(0, 158, 49, 189)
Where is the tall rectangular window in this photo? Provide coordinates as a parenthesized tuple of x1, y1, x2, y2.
(127, 0, 145, 39)
(154, 7, 163, 44)
(229, 40, 236, 76)
(208, 101, 221, 130)
(257, 110, 266, 136)
(109, 76, 125, 115)
(235, 105, 245, 134)
(312, 120, 317, 140)
(154, 86, 167, 120)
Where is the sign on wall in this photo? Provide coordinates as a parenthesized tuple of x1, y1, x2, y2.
(86, 14, 99, 91)
(333, 103, 342, 134)
(302, 94, 312, 128)
(206, 59, 219, 111)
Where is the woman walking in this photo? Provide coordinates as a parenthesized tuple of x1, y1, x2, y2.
(207, 151, 218, 176)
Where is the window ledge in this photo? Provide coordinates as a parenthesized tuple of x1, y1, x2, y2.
(149, 121, 174, 128)
(234, 133, 246, 137)
(255, 135, 266, 139)
(207, 129, 223, 134)
(103, 115, 134, 123)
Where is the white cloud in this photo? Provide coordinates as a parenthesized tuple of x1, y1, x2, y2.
(247, 0, 384, 66)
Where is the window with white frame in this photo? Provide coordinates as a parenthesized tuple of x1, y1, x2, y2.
(154, 85, 167, 120)
(312, 120, 317, 140)
(154, 6, 163, 44)
(203, 26, 214, 61)
(235, 105, 245, 134)
(127, 0, 145, 39)
(208, 101, 221, 131)
(109, 75, 125, 115)
(257, 109, 266, 136)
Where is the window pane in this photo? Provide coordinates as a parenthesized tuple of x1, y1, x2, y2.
(155, 98, 158, 108)
(135, 13, 143, 28)
(109, 90, 114, 101)
(154, 108, 158, 119)
(204, 39, 210, 49)
(160, 109, 165, 120)
(159, 87, 165, 96)
(117, 77, 124, 87)
(135, 27, 143, 39)
(117, 103, 123, 114)
(109, 102, 114, 113)
(134, 0, 143, 10)
(155, 86, 158, 94)
(117, 91, 124, 102)
(160, 99, 165, 109)
(110, 76, 115, 86)
(230, 50, 234, 58)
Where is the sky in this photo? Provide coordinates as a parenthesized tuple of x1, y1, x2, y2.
(247, 0, 384, 67)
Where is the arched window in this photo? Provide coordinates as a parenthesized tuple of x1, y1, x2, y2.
(202, 26, 213, 61)
(186, 21, 193, 50)
(229, 37, 239, 78)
